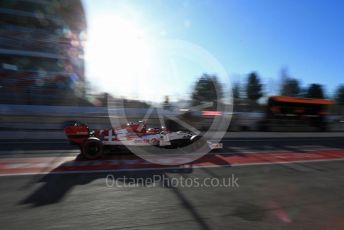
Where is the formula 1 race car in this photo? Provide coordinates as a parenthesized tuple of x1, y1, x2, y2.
(64, 121, 222, 159)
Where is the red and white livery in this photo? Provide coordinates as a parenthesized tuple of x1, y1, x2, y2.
(64, 121, 222, 159)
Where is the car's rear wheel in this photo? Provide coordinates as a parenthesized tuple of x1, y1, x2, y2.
(81, 137, 103, 159)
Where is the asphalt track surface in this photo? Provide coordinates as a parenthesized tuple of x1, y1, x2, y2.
(0, 132, 344, 229)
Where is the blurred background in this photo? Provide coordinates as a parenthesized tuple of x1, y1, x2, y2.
(2, 2, 344, 229)
(1, 0, 344, 138)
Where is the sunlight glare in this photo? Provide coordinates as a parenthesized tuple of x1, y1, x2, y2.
(85, 14, 155, 99)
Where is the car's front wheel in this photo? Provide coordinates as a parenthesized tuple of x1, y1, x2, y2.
(81, 137, 103, 159)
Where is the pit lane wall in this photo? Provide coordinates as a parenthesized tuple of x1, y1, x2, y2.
(1, 104, 343, 134)
(0, 104, 206, 131)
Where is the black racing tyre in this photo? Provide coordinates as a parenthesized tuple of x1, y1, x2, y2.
(81, 137, 103, 159)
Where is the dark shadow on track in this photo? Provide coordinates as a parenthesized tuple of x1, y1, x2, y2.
(18, 153, 233, 207)
(18, 153, 236, 229)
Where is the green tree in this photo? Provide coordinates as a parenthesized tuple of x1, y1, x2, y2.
(246, 72, 263, 102)
(335, 85, 344, 105)
(306, 84, 325, 99)
(191, 74, 223, 108)
(232, 83, 241, 99)
(280, 78, 301, 97)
